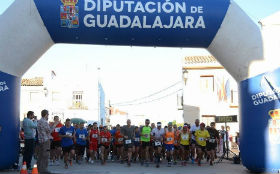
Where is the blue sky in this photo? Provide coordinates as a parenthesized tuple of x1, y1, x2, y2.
(0, 0, 279, 121)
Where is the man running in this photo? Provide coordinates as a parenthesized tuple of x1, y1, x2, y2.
(115, 124, 124, 163)
(179, 124, 191, 166)
(195, 123, 210, 166)
(190, 119, 200, 163)
(99, 126, 111, 165)
(50, 116, 63, 166)
(88, 122, 99, 164)
(140, 119, 152, 167)
(121, 119, 135, 166)
(206, 122, 219, 165)
(173, 124, 180, 165)
(59, 118, 75, 169)
(165, 122, 175, 167)
(133, 126, 141, 162)
(151, 122, 164, 168)
(75, 123, 88, 164)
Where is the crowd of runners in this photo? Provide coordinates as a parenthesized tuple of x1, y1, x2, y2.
(21, 109, 237, 173)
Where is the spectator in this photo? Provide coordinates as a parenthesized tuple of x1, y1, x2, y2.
(22, 111, 37, 170)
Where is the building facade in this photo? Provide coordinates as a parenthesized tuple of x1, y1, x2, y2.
(182, 55, 239, 133)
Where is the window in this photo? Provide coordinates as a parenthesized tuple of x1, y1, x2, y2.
(200, 75, 214, 93)
(72, 91, 84, 109)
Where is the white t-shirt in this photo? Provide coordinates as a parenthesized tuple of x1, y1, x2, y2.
(152, 128, 165, 141)
(190, 125, 200, 140)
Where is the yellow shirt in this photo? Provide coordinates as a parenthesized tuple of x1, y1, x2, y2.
(195, 129, 210, 146)
(180, 132, 190, 145)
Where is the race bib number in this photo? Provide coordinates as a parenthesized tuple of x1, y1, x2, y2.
(199, 137, 204, 141)
(167, 137, 173, 142)
(66, 132, 72, 136)
(155, 141, 161, 146)
(92, 134, 98, 138)
(209, 139, 216, 143)
(125, 139, 132, 144)
(79, 134, 85, 139)
(134, 138, 140, 142)
(102, 138, 107, 142)
(118, 138, 123, 142)
(55, 128, 60, 133)
(182, 135, 189, 140)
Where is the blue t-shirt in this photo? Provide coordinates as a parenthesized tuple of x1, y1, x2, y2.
(75, 128, 88, 146)
(59, 126, 75, 147)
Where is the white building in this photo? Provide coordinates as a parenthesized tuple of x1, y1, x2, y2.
(182, 55, 239, 134)
(20, 72, 105, 125)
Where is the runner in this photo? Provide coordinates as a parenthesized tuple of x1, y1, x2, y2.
(59, 118, 76, 169)
(50, 116, 63, 166)
(75, 123, 88, 165)
(99, 126, 111, 165)
(140, 119, 152, 167)
(173, 124, 180, 165)
(206, 122, 219, 166)
(151, 122, 164, 168)
(195, 123, 210, 166)
(179, 124, 191, 166)
(190, 119, 200, 163)
(165, 122, 175, 167)
(88, 122, 99, 164)
(115, 124, 124, 163)
(149, 123, 156, 163)
(121, 119, 135, 166)
(133, 126, 141, 162)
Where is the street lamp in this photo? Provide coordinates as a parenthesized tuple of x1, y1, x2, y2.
(182, 69, 189, 85)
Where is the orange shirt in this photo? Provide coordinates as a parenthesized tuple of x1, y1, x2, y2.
(115, 130, 124, 145)
(174, 130, 181, 146)
(165, 131, 175, 145)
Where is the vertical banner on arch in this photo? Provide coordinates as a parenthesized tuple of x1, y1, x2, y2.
(0, 71, 21, 169)
(34, 0, 230, 47)
(240, 67, 280, 172)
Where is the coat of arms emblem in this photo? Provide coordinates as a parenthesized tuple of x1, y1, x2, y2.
(60, 0, 79, 28)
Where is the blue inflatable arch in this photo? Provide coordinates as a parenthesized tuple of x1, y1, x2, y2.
(0, 0, 280, 172)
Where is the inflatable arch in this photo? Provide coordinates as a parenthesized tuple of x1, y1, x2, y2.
(0, 0, 280, 172)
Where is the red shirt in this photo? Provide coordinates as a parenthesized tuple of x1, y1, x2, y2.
(90, 129, 99, 142)
(51, 123, 63, 141)
(100, 131, 111, 146)
(114, 130, 124, 145)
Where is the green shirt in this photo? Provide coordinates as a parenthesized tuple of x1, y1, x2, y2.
(140, 126, 151, 142)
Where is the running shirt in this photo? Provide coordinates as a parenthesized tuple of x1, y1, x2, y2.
(195, 129, 210, 147)
(190, 125, 200, 141)
(165, 130, 175, 145)
(59, 126, 75, 147)
(75, 128, 88, 146)
(51, 122, 63, 142)
(174, 130, 181, 146)
(89, 129, 99, 142)
(180, 132, 190, 145)
(100, 131, 111, 146)
(140, 126, 152, 142)
(207, 128, 219, 144)
(115, 130, 124, 145)
(152, 128, 165, 141)
(134, 132, 141, 145)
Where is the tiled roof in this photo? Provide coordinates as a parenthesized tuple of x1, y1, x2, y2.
(184, 55, 217, 64)
(21, 77, 43, 86)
